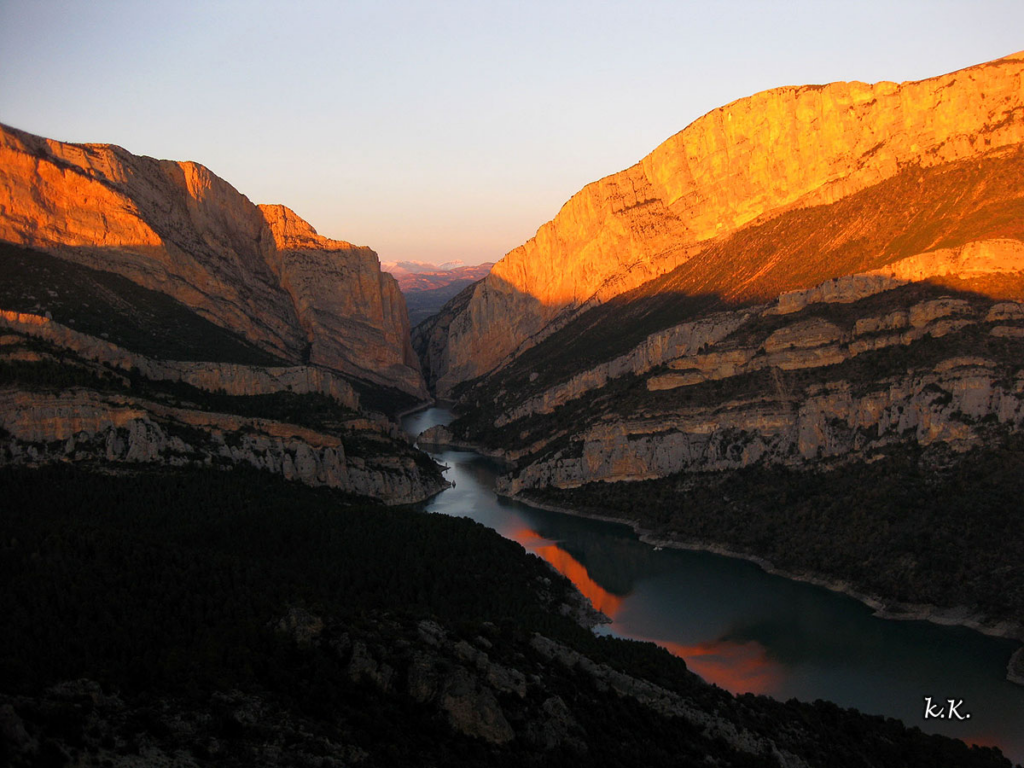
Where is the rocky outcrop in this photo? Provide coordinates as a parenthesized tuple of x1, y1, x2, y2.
(482, 245, 1024, 428)
(422, 51, 1024, 395)
(0, 309, 361, 408)
(867, 238, 1024, 283)
(502, 360, 1024, 493)
(493, 310, 752, 426)
(0, 124, 426, 396)
(526, 635, 804, 765)
(0, 389, 446, 504)
(281, 612, 800, 763)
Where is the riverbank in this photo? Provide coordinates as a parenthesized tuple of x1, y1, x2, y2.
(505, 489, 1024, 686)
(414, 423, 515, 462)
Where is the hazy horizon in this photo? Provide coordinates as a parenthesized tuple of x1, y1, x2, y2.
(2, 0, 1022, 267)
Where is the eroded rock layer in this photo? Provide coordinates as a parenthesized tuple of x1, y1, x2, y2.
(0, 387, 444, 505)
(0, 309, 446, 503)
(437, 247, 1024, 497)
(0, 309, 361, 408)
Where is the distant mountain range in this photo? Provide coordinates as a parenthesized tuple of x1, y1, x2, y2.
(382, 260, 494, 325)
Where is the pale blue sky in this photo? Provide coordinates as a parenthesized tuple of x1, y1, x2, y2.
(1, 0, 1021, 264)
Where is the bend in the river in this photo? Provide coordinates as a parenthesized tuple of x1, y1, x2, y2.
(403, 407, 1024, 764)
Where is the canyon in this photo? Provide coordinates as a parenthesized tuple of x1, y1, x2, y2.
(4, 48, 1024, 766)
(424, 49, 1024, 504)
(383, 261, 495, 325)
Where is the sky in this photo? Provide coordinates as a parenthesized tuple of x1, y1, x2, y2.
(1, 1, 1022, 266)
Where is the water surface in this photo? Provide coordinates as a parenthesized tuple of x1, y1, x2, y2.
(404, 407, 1024, 763)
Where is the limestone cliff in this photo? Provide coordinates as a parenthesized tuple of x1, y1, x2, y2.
(0, 388, 445, 504)
(0, 308, 445, 502)
(259, 204, 423, 394)
(422, 50, 1024, 395)
(0, 124, 426, 397)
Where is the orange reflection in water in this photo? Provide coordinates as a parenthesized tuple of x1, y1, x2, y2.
(512, 528, 780, 695)
(513, 528, 624, 618)
(655, 638, 783, 696)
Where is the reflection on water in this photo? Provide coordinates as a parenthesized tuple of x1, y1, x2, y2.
(511, 528, 625, 618)
(403, 408, 1024, 764)
(658, 638, 782, 696)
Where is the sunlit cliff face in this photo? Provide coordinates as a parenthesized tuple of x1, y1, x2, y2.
(487, 50, 1024, 310)
(427, 50, 1024, 396)
(0, 124, 426, 396)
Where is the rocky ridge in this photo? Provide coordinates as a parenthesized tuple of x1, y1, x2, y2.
(0, 386, 444, 505)
(0, 311, 445, 503)
(420, 50, 1024, 396)
(431, 241, 1024, 497)
(458, 240, 1022, 447)
(8, 610, 998, 768)
(1, 309, 361, 408)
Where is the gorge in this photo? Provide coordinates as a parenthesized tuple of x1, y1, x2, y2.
(405, 406, 1024, 764)
(4, 48, 1024, 767)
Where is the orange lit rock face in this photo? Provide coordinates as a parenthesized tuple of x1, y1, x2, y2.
(258, 204, 423, 394)
(430, 50, 1024, 395)
(0, 125, 425, 397)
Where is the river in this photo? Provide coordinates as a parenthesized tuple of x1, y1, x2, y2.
(403, 407, 1024, 763)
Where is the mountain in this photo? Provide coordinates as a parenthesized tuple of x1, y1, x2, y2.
(0, 125, 444, 502)
(419, 52, 1024, 648)
(0, 123, 424, 398)
(417, 50, 1024, 397)
(382, 261, 494, 325)
(381, 259, 475, 274)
